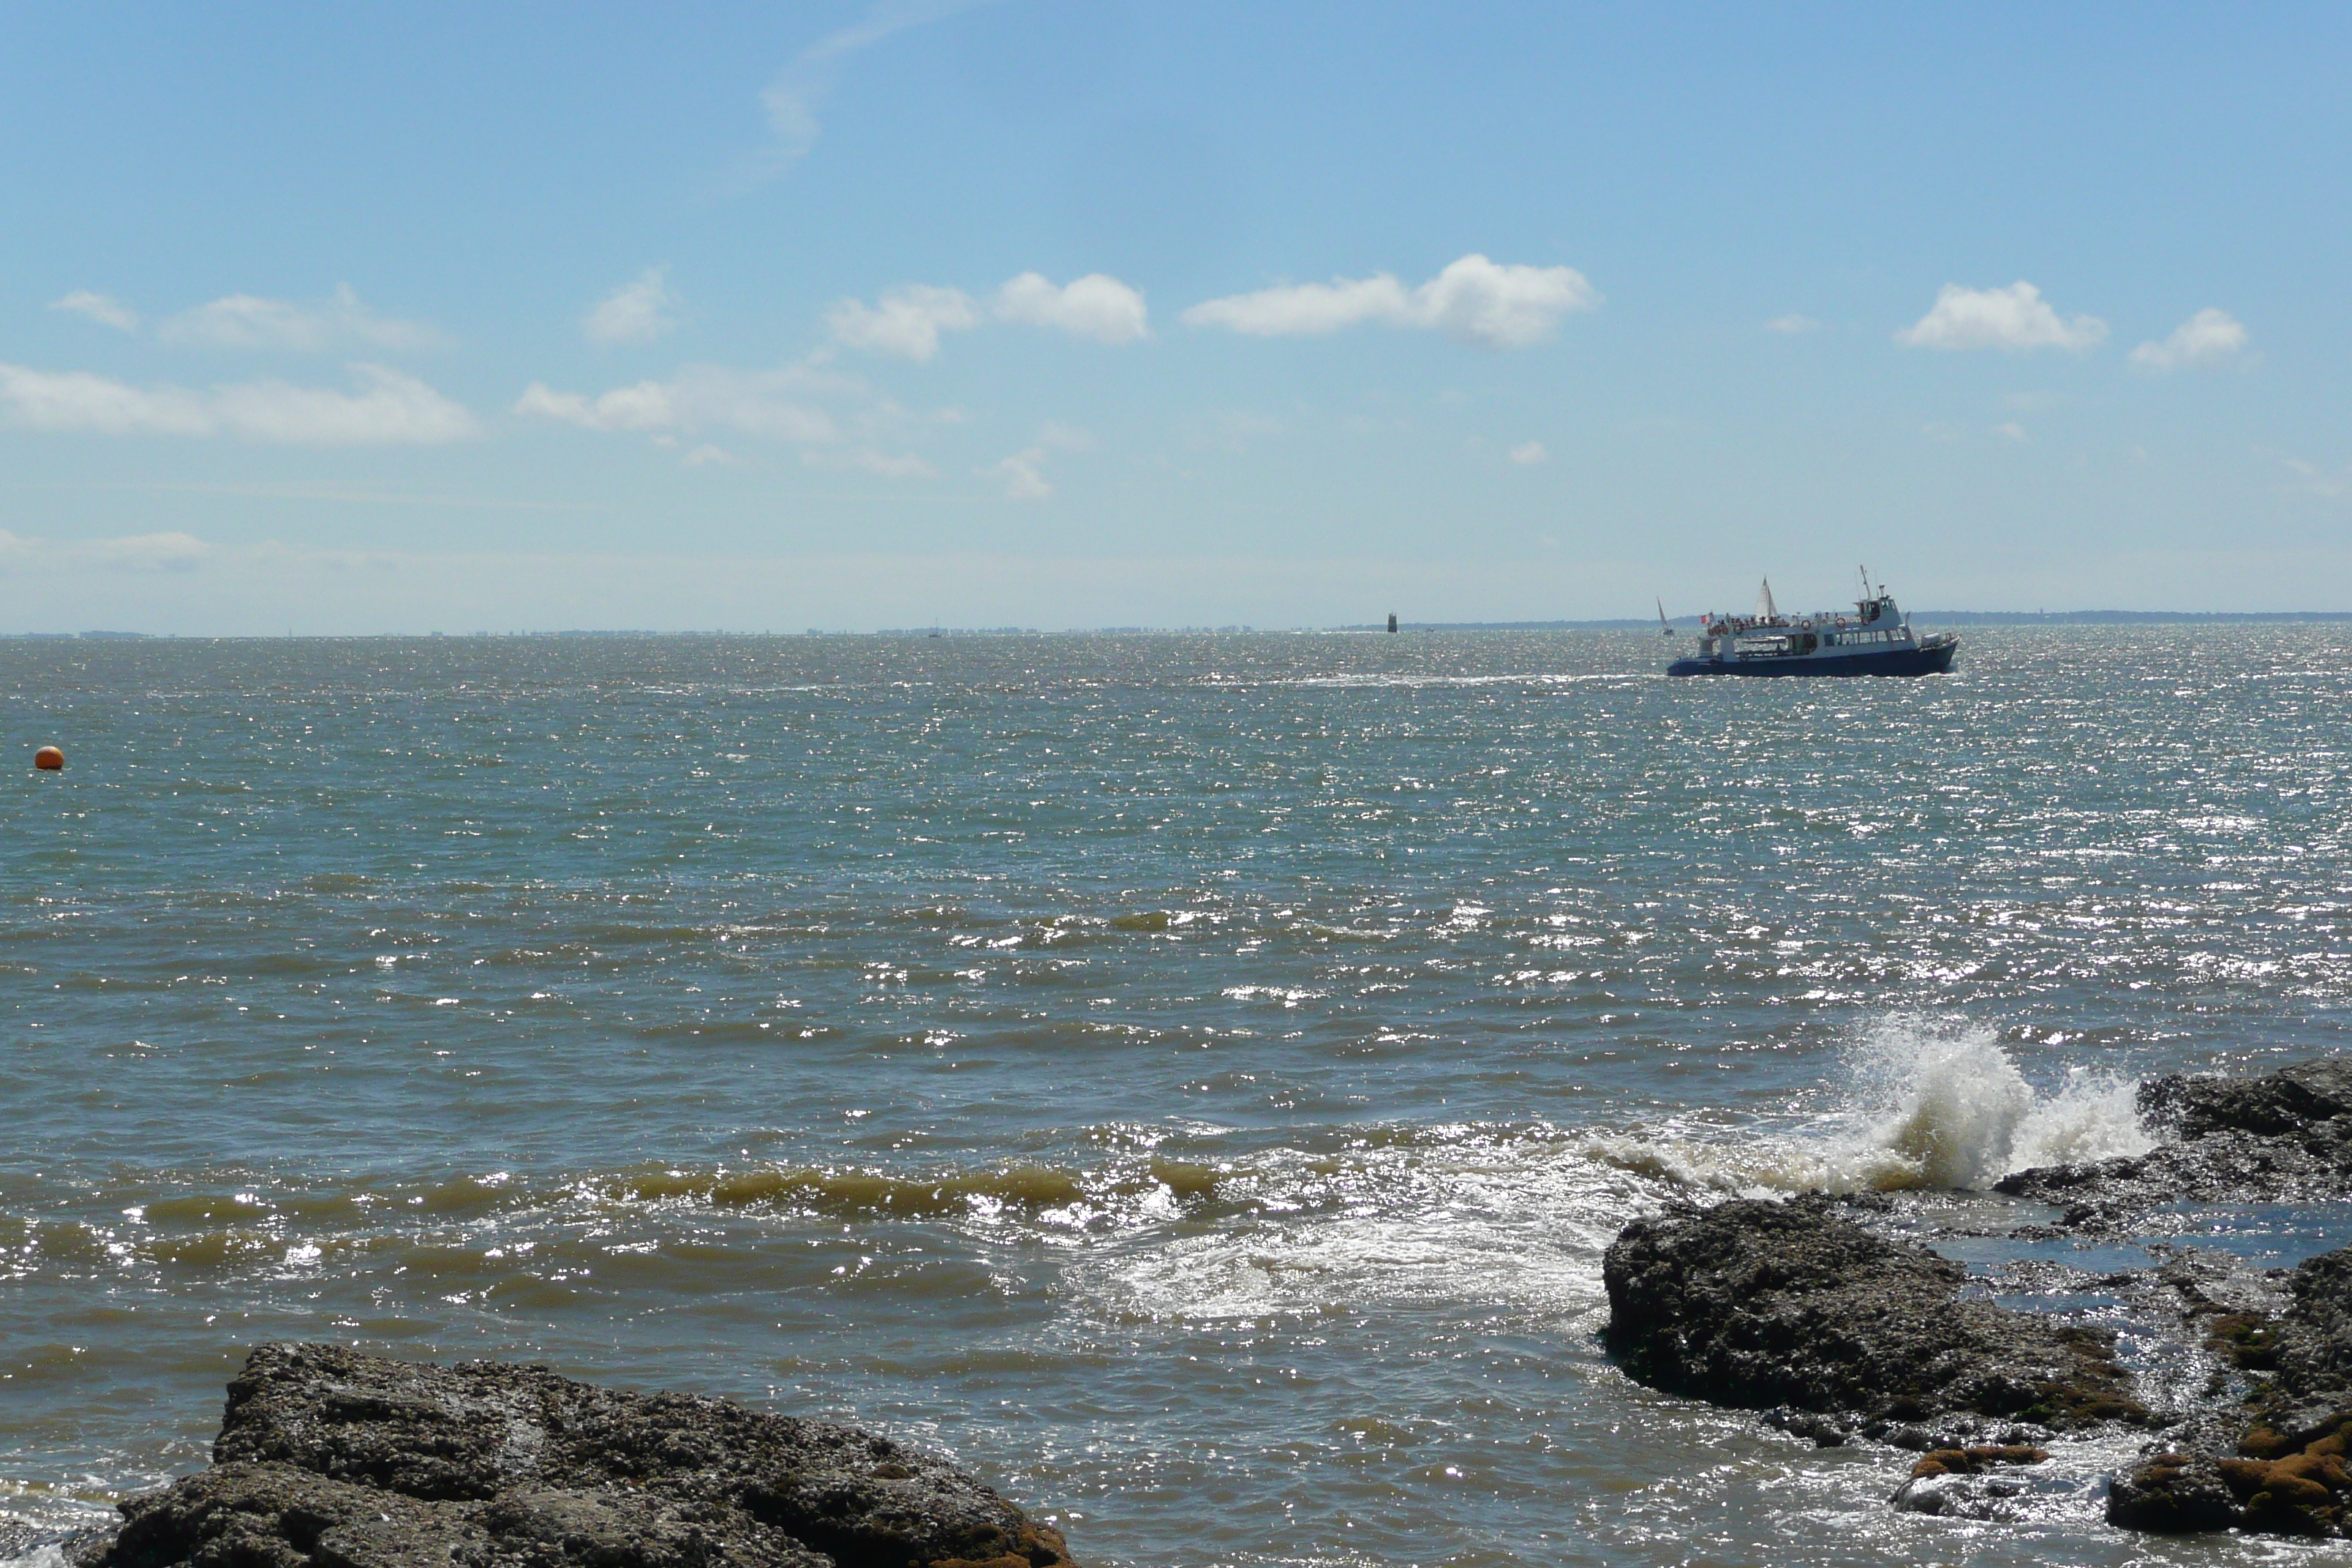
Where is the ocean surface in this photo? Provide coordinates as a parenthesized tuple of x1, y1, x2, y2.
(4, 625, 2348, 1566)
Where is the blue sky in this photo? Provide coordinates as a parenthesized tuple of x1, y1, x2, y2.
(2, 1, 2346, 632)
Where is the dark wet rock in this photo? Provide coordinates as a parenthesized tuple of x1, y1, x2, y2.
(2150, 1058, 2352, 1141)
(1762, 1408, 1850, 1448)
(86, 1342, 1074, 1568)
(2111, 1241, 2352, 1537)
(1888, 1447, 2051, 1520)
(1602, 1196, 2146, 1432)
(2000, 1058, 2352, 1225)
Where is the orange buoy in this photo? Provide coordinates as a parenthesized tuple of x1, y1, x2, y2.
(34, 745, 63, 770)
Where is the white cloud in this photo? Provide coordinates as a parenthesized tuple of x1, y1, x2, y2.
(51, 292, 139, 332)
(1509, 440, 1547, 465)
(824, 272, 1151, 360)
(0, 362, 479, 444)
(2129, 308, 2249, 372)
(1036, 419, 1094, 451)
(981, 449, 1052, 500)
(1182, 254, 1600, 349)
(682, 444, 736, 468)
(823, 285, 981, 361)
(0, 529, 212, 572)
(585, 267, 680, 346)
(1896, 282, 2106, 352)
(517, 366, 843, 443)
(1994, 421, 2029, 443)
(516, 360, 929, 480)
(515, 380, 677, 433)
(752, 0, 981, 184)
(992, 273, 1150, 344)
(157, 285, 446, 353)
(1763, 313, 1820, 335)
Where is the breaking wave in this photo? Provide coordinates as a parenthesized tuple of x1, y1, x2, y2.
(1580, 1014, 2155, 1196)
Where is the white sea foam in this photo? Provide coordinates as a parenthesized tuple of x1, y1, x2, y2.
(1581, 1014, 2155, 1196)
(1837, 1014, 2153, 1190)
(1079, 1015, 2160, 1335)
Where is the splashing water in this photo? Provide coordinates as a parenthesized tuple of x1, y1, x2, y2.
(1577, 1017, 2158, 1196)
(1848, 1016, 2155, 1190)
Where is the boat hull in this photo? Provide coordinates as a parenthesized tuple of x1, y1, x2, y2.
(1668, 638, 1959, 678)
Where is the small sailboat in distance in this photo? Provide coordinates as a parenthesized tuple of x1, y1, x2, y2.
(1656, 598, 1675, 637)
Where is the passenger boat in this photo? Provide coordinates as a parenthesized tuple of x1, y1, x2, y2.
(1667, 571, 1959, 677)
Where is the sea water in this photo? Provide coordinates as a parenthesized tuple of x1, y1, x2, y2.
(1, 625, 2346, 1565)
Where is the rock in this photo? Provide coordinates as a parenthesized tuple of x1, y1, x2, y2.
(1888, 1447, 2049, 1520)
(0, 1520, 117, 1566)
(2000, 1058, 2352, 1223)
(2107, 1450, 2242, 1533)
(2150, 1058, 2352, 1141)
(85, 1343, 1075, 1568)
(1761, 1408, 1850, 1448)
(1601, 1197, 2146, 1431)
(2111, 1240, 2352, 1537)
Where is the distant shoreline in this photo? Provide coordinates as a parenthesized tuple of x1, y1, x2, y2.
(1343, 611, 2352, 630)
(10, 611, 2352, 641)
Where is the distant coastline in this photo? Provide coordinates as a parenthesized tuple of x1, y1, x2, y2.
(10, 611, 2352, 640)
(1340, 611, 2352, 631)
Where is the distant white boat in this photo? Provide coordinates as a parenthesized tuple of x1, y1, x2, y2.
(1667, 569, 1960, 678)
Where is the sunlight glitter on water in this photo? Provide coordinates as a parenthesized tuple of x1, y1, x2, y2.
(6, 625, 2352, 1564)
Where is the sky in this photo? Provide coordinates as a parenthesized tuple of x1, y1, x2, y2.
(1, 1, 2348, 633)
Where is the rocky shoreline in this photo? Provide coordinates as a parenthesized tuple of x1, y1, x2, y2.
(21, 1060, 2352, 1558)
(24, 1343, 1074, 1568)
(1605, 1056, 2352, 1538)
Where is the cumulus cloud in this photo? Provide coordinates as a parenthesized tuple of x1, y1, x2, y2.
(0, 362, 479, 444)
(992, 273, 1150, 344)
(2129, 308, 2249, 372)
(0, 529, 213, 572)
(1896, 282, 2106, 352)
(1764, 313, 1820, 335)
(158, 284, 446, 353)
(51, 292, 140, 332)
(823, 285, 981, 361)
(1509, 440, 1547, 465)
(585, 268, 681, 346)
(1182, 255, 1600, 349)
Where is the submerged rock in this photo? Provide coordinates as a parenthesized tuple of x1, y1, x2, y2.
(1602, 1196, 2146, 1433)
(78, 1342, 1075, 1568)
